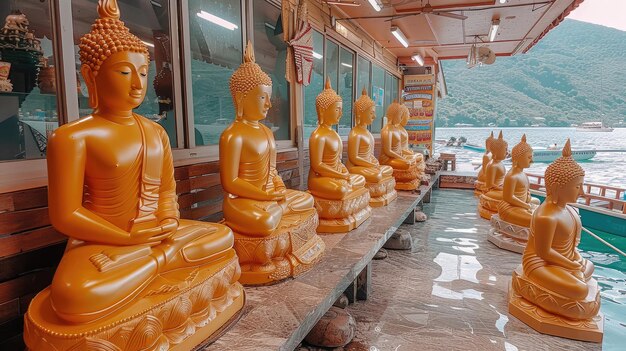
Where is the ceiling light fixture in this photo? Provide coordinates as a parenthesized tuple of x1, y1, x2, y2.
(312, 51, 323, 59)
(367, 0, 382, 12)
(141, 40, 155, 48)
(411, 54, 424, 66)
(197, 10, 239, 31)
(488, 19, 500, 42)
(499, 0, 507, 4)
(391, 26, 409, 48)
(341, 62, 353, 68)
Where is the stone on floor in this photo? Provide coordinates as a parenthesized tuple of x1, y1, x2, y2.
(304, 307, 356, 348)
(383, 229, 413, 250)
(373, 248, 388, 260)
(333, 294, 350, 309)
(415, 211, 427, 222)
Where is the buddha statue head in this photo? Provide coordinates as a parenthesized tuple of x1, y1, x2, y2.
(400, 105, 410, 127)
(490, 131, 508, 161)
(354, 87, 375, 126)
(316, 78, 343, 126)
(230, 40, 273, 121)
(544, 139, 585, 205)
(386, 100, 403, 125)
(511, 134, 533, 169)
(79, 0, 150, 112)
(485, 131, 495, 152)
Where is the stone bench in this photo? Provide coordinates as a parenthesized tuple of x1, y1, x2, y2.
(204, 173, 440, 350)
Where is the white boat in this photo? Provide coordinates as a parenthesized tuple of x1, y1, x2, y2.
(531, 147, 596, 163)
(576, 121, 614, 132)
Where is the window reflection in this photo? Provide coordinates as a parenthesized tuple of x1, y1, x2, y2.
(253, 1, 290, 141)
(371, 64, 385, 133)
(338, 47, 353, 136)
(356, 56, 371, 100)
(303, 30, 323, 144)
(0, 1, 57, 161)
(72, 0, 178, 146)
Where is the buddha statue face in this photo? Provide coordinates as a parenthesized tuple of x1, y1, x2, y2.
(558, 175, 585, 204)
(82, 51, 149, 112)
(386, 101, 403, 125)
(316, 78, 342, 126)
(491, 131, 508, 161)
(318, 101, 343, 126)
(354, 88, 375, 126)
(237, 84, 272, 121)
(511, 134, 533, 169)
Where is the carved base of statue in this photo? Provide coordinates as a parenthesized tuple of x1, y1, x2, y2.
(314, 187, 372, 233)
(508, 266, 603, 342)
(478, 191, 502, 219)
(474, 180, 486, 197)
(366, 176, 397, 207)
(24, 251, 245, 351)
(233, 208, 325, 285)
(487, 215, 530, 253)
(392, 164, 422, 191)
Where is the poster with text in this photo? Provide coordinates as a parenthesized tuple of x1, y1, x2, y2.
(402, 74, 436, 155)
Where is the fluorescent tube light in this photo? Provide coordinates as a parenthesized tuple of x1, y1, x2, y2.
(341, 62, 352, 68)
(367, 0, 382, 12)
(499, 0, 507, 4)
(141, 40, 155, 48)
(197, 11, 239, 31)
(488, 19, 500, 42)
(391, 26, 408, 48)
(411, 54, 424, 66)
(312, 51, 323, 59)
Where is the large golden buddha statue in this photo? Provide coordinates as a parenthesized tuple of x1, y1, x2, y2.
(309, 79, 372, 233)
(379, 101, 424, 191)
(399, 105, 426, 176)
(24, 1, 244, 349)
(220, 41, 324, 285)
(346, 88, 397, 207)
(509, 140, 602, 342)
(478, 131, 508, 219)
(489, 135, 541, 253)
(474, 131, 495, 197)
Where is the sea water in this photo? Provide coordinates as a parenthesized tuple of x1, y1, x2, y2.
(435, 127, 626, 349)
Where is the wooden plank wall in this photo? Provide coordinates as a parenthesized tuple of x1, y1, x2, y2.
(0, 151, 300, 349)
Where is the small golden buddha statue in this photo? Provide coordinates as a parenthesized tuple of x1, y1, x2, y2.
(478, 131, 508, 219)
(509, 140, 602, 342)
(309, 79, 372, 233)
(488, 134, 541, 253)
(24, 1, 244, 349)
(347, 88, 397, 207)
(220, 41, 325, 284)
(474, 131, 495, 197)
(379, 101, 424, 191)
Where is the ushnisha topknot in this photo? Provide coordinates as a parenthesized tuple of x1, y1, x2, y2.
(545, 139, 585, 193)
(511, 134, 533, 160)
(316, 78, 342, 111)
(230, 40, 273, 102)
(354, 87, 375, 114)
(485, 131, 495, 150)
(79, 0, 149, 75)
(490, 130, 508, 152)
(386, 100, 403, 124)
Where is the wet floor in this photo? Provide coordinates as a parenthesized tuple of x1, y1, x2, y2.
(346, 189, 620, 351)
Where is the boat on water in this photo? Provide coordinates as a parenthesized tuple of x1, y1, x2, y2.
(576, 121, 614, 132)
(462, 143, 596, 163)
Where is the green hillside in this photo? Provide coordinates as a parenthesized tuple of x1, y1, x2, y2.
(437, 19, 626, 127)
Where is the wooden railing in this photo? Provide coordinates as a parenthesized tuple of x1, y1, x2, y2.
(526, 172, 626, 214)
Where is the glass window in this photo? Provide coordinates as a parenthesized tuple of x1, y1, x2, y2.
(383, 71, 393, 118)
(337, 47, 353, 136)
(187, 0, 242, 146)
(0, 1, 58, 161)
(303, 30, 323, 144)
(253, 0, 290, 141)
(391, 76, 399, 102)
(324, 40, 339, 92)
(371, 63, 385, 133)
(72, 0, 179, 146)
(356, 56, 370, 98)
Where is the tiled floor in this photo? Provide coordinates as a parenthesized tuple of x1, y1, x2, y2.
(346, 189, 602, 351)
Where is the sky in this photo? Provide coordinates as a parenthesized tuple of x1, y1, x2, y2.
(567, 0, 626, 32)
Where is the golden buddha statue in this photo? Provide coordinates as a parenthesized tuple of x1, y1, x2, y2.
(474, 131, 495, 197)
(24, 1, 244, 349)
(346, 88, 397, 207)
(220, 41, 324, 285)
(478, 131, 507, 219)
(488, 134, 541, 253)
(309, 79, 372, 233)
(379, 101, 424, 191)
(509, 140, 602, 342)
